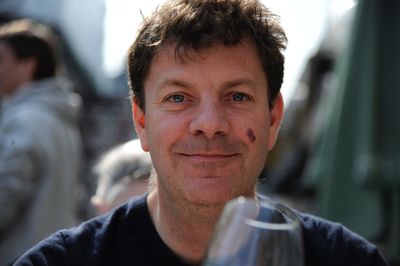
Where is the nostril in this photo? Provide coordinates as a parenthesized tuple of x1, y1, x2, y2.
(189, 105, 230, 138)
(190, 124, 228, 138)
(193, 129, 204, 136)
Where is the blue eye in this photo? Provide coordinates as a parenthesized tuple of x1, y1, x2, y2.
(232, 93, 249, 102)
(169, 94, 185, 103)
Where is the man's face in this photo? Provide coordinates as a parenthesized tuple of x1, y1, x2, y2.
(0, 41, 31, 97)
(133, 39, 283, 205)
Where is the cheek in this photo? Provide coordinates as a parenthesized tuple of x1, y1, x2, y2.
(147, 114, 185, 150)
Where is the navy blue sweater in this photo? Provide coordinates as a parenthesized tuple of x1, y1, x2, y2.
(14, 195, 387, 266)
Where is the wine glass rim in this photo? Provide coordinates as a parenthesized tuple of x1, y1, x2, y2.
(234, 196, 302, 230)
(244, 218, 300, 230)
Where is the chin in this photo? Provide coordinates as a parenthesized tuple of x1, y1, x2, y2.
(182, 180, 254, 207)
(185, 192, 232, 206)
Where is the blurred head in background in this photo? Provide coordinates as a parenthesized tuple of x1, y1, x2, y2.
(91, 139, 154, 214)
(0, 19, 59, 97)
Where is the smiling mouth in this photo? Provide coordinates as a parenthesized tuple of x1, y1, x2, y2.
(179, 153, 238, 160)
(176, 152, 241, 172)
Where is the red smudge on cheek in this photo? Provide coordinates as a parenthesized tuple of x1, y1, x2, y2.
(247, 128, 256, 143)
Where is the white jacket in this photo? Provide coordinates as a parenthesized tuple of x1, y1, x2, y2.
(0, 77, 83, 265)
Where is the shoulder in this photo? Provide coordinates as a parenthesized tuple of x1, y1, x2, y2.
(0, 100, 46, 138)
(14, 195, 148, 265)
(296, 211, 387, 266)
(0, 105, 53, 156)
(0, 107, 38, 154)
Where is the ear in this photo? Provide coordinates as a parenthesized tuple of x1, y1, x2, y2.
(132, 100, 149, 152)
(90, 195, 109, 215)
(267, 92, 284, 151)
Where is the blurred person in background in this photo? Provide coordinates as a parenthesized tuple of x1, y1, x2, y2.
(91, 138, 153, 214)
(0, 19, 82, 265)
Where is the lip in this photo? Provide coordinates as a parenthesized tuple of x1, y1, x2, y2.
(178, 153, 238, 161)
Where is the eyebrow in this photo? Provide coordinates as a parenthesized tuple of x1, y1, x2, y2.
(158, 78, 259, 91)
(222, 78, 258, 90)
(158, 79, 192, 90)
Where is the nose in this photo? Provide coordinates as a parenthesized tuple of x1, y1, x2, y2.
(189, 102, 230, 138)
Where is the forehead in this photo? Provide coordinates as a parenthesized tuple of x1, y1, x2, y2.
(153, 38, 261, 67)
(144, 39, 267, 89)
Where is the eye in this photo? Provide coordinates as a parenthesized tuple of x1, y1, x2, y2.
(167, 94, 185, 103)
(231, 92, 250, 102)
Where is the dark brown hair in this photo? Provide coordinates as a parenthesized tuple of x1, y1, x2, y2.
(0, 19, 57, 80)
(128, 0, 287, 110)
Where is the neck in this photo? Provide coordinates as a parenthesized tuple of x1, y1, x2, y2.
(2, 80, 32, 99)
(147, 190, 225, 265)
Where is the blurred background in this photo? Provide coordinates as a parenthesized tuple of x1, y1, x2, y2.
(0, 0, 398, 264)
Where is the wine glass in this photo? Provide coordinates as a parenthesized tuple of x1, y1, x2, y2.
(203, 196, 304, 266)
